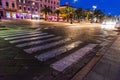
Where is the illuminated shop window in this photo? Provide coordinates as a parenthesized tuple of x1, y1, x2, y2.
(6, 12, 10, 18)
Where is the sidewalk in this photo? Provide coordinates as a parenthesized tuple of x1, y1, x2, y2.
(84, 37, 120, 80)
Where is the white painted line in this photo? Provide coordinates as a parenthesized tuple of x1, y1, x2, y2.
(2, 31, 41, 38)
(35, 41, 82, 61)
(51, 44, 97, 72)
(16, 36, 62, 47)
(5, 33, 47, 40)
(10, 34, 55, 44)
(24, 38, 71, 54)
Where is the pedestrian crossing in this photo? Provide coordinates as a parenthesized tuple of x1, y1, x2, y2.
(51, 44, 97, 72)
(0, 30, 103, 73)
(16, 36, 62, 47)
(4, 33, 47, 40)
(24, 38, 71, 54)
(35, 41, 82, 61)
(1, 31, 41, 38)
(10, 34, 55, 43)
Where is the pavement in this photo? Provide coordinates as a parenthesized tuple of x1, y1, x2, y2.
(82, 36, 120, 80)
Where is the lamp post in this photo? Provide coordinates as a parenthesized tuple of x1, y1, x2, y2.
(71, 0, 78, 24)
(92, 5, 97, 11)
(31, 2, 35, 19)
(92, 5, 97, 22)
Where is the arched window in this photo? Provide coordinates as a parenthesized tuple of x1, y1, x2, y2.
(12, 3, 15, 8)
(6, 2, 9, 7)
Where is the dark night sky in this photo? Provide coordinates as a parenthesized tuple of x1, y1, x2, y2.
(60, 0, 120, 16)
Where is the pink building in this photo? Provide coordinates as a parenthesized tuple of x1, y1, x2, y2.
(39, 0, 60, 18)
(0, 0, 60, 19)
(39, 0, 60, 12)
(16, 0, 39, 19)
(0, 0, 17, 19)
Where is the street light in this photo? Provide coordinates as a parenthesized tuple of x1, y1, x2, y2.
(67, 0, 78, 24)
(92, 5, 97, 11)
(92, 5, 97, 22)
(31, 2, 35, 19)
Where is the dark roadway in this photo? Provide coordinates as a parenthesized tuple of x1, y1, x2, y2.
(0, 20, 118, 80)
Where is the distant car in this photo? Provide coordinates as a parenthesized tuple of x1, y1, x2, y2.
(115, 22, 120, 29)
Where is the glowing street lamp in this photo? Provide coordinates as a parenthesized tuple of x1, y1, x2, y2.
(32, 2, 35, 6)
(92, 5, 97, 10)
(92, 5, 97, 22)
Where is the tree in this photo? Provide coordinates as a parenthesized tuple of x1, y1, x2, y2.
(75, 8, 84, 22)
(85, 9, 91, 22)
(94, 9, 104, 22)
(41, 7, 52, 21)
(62, 6, 73, 22)
(55, 9, 61, 22)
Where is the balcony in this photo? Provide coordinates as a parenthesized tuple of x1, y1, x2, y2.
(4, 8, 17, 12)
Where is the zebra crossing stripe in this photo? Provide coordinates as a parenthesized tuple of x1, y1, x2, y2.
(0, 31, 30, 36)
(4, 33, 47, 40)
(10, 34, 55, 44)
(51, 44, 97, 72)
(24, 38, 71, 54)
(16, 36, 62, 47)
(1, 31, 41, 38)
(35, 41, 82, 61)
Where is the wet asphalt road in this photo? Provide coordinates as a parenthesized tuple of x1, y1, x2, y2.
(0, 20, 118, 80)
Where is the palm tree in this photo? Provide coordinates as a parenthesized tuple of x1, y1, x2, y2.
(55, 9, 61, 22)
(94, 9, 104, 22)
(63, 6, 73, 22)
(75, 8, 83, 22)
(85, 9, 91, 22)
(41, 7, 52, 21)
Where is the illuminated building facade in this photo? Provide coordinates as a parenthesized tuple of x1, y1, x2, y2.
(0, 0, 60, 19)
(0, 0, 17, 18)
(16, 0, 39, 19)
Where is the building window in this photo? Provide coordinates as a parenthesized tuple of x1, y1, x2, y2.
(48, 0, 50, 3)
(19, 0, 21, 2)
(0, 11, 3, 17)
(24, 7, 26, 11)
(57, 2, 59, 5)
(23, 0, 25, 3)
(45, 0, 47, 3)
(0, 0, 2, 6)
(40, 4, 42, 7)
(6, 2, 9, 7)
(12, 3, 15, 8)
(19, 6, 21, 9)
(44, 5, 46, 7)
(21, 0, 23, 3)
(28, 1, 30, 4)
(28, 8, 30, 11)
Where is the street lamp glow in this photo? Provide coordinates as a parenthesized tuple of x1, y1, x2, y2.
(32, 2, 35, 5)
(73, 0, 78, 2)
(92, 5, 97, 10)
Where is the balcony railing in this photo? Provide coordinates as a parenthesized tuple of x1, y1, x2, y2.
(4, 8, 17, 12)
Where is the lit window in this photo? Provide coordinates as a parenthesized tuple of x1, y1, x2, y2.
(23, 0, 25, 3)
(19, 0, 21, 2)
